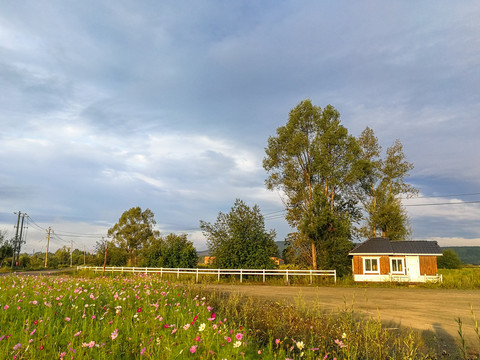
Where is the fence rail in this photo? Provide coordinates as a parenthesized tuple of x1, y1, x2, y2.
(77, 266, 336, 284)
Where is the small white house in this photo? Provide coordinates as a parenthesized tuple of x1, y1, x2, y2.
(349, 238, 443, 283)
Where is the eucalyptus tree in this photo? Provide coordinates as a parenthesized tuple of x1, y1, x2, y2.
(357, 127, 417, 240)
(108, 207, 159, 266)
(263, 99, 362, 270)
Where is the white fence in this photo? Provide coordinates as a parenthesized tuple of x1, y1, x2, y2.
(77, 266, 336, 284)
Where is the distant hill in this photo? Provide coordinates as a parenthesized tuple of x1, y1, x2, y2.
(196, 249, 209, 257)
(275, 241, 287, 257)
(442, 247, 480, 265)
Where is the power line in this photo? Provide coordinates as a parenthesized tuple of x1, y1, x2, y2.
(408, 191, 480, 199)
(404, 200, 480, 207)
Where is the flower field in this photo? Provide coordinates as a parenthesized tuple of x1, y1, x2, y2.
(0, 273, 442, 359)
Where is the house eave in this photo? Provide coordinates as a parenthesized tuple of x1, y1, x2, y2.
(349, 252, 442, 256)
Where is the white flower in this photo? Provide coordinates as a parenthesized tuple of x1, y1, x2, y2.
(199, 323, 206, 331)
(233, 340, 242, 348)
(342, 332, 347, 339)
(296, 341, 305, 351)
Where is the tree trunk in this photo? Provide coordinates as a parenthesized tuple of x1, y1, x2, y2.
(311, 243, 317, 270)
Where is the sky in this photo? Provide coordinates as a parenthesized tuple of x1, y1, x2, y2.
(1, 1, 480, 255)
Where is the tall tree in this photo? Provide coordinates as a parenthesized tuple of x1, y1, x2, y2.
(200, 199, 278, 269)
(108, 207, 159, 266)
(357, 128, 417, 240)
(263, 99, 361, 269)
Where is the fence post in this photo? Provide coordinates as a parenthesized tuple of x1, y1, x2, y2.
(217, 268, 220, 282)
(334, 270, 337, 284)
(240, 269, 243, 283)
(160, 268, 163, 278)
(263, 269, 265, 283)
(310, 269, 312, 284)
(177, 268, 180, 279)
(196, 268, 199, 283)
(286, 269, 289, 283)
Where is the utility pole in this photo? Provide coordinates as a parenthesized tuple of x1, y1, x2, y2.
(83, 245, 86, 265)
(45, 227, 52, 268)
(17, 213, 26, 266)
(11, 211, 21, 269)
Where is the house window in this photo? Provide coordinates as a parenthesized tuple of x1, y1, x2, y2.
(363, 258, 380, 274)
(391, 258, 404, 274)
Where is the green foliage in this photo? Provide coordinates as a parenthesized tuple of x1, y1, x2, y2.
(108, 207, 159, 266)
(436, 268, 480, 289)
(162, 234, 197, 268)
(357, 128, 416, 240)
(301, 193, 354, 276)
(263, 99, 362, 269)
(437, 249, 462, 269)
(200, 199, 278, 269)
(442, 247, 480, 265)
(94, 240, 128, 266)
(142, 234, 198, 268)
(0, 235, 13, 267)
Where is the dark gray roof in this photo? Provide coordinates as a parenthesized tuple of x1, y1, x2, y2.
(349, 237, 442, 255)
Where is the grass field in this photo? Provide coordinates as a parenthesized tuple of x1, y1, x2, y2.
(1, 268, 479, 359)
(0, 272, 451, 359)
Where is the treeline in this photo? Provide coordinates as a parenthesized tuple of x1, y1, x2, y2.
(96, 207, 197, 268)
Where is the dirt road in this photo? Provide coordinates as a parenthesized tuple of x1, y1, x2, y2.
(204, 284, 480, 352)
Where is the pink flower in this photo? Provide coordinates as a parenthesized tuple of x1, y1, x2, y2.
(136, 307, 142, 313)
(275, 339, 281, 345)
(335, 339, 346, 348)
(140, 347, 146, 356)
(3, 305, 9, 310)
(111, 329, 118, 340)
(236, 333, 243, 341)
(65, 317, 71, 322)
(194, 335, 201, 342)
(190, 345, 197, 353)
(225, 336, 231, 343)
(74, 331, 81, 337)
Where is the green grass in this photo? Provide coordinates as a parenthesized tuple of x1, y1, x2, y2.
(0, 272, 454, 359)
(437, 267, 480, 289)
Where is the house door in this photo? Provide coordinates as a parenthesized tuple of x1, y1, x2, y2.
(405, 256, 420, 281)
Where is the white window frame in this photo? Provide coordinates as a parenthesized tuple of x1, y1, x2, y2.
(363, 257, 380, 274)
(390, 257, 405, 275)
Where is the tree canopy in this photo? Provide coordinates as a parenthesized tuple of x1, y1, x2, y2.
(200, 199, 278, 269)
(437, 249, 462, 269)
(263, 100, 361, 269)
(142, 233, 197, 268)
(264, 99, 417, 271)
(107, 207, 159, 266)
(357, 127, 417, 240)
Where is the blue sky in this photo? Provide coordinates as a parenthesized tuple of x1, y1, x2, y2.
(1, 1, 480, 254)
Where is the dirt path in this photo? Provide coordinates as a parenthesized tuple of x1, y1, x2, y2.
(203, 284, 480, 353)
